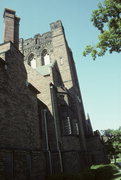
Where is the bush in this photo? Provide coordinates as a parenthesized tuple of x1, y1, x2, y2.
(109, 163, 119, 173)
(46, 173, 82, 180)
(46, 164, 117, 180)
(90, 164, 117, 180)
(91, 163, 118, 170)
(82, 169, 95, 180)
(93, 166, 112, 180)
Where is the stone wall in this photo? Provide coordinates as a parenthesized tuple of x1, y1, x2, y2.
(0, 43, 41, 149)
(0, 42, 45, 179)
(0, 150, 45, 180)
(86, 135, 108, 165)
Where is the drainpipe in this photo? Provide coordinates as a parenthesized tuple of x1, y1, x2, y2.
(50, 84, 63, 173)
(43, 109, 52, 175)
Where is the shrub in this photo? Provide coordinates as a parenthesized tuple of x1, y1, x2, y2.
(46, 173, 82, 180)
(82, 170, 95, 180)
(46, 164, 117, 180)
(90, 164, 116, 180)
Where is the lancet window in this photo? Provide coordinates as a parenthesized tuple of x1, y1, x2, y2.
(41, 49, 50, 65)
(28, 53, 36, 69)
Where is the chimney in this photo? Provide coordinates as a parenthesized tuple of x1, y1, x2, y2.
(3, 8, 20, 49)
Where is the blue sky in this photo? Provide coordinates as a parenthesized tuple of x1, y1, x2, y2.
(0, 0, 121, 131)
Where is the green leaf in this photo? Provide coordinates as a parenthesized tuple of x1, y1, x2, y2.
(83, 0, 121, 59)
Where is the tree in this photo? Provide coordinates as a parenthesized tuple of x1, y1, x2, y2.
(83, 0, 121, 60)
(101, 127, 121, 163)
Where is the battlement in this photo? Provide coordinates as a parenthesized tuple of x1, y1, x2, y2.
(22, 20, 64, 45)
(50, 20, 63, 30)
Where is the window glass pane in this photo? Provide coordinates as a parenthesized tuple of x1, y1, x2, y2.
(44, 54, 50, 65)
(64, 117, 72, 135)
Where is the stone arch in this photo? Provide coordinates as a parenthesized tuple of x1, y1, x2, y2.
(41, 49, 50, 65)
(28, 53, 36, 69)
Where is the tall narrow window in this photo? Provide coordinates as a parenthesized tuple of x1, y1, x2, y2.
(60, 57, 63, 65)
(72, 119, 79, 135)
(41, 49, 50, 65)
(44, 54, 50, 65)
(35, 38, 38, 44)
(28, 53, 36, 69)
(64, 117, 72, 135)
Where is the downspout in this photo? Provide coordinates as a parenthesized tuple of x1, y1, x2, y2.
(43, 109, 52, 175)
(50, 84, 63, 173)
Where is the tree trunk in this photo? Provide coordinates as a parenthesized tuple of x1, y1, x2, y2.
(114, 155, 117, 164)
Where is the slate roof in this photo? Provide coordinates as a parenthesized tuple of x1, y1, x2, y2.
(36, 63, 53, 76)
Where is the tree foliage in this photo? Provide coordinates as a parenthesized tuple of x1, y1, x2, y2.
(101, 127, 121, 163)
(83, 0, 121, 60)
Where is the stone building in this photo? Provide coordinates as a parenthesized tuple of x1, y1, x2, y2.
(0, 8, 107, 180)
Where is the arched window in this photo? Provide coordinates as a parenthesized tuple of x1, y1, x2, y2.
(28, 53, 36, 69)
(41, 49, 50, 65)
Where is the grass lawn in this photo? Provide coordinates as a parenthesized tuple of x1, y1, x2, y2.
(111, 159, 121, 180)
(112, 170, 121, 180)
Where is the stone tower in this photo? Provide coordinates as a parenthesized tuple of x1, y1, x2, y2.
(19, 17, 108, 174)
(20, 20, 90, 173)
